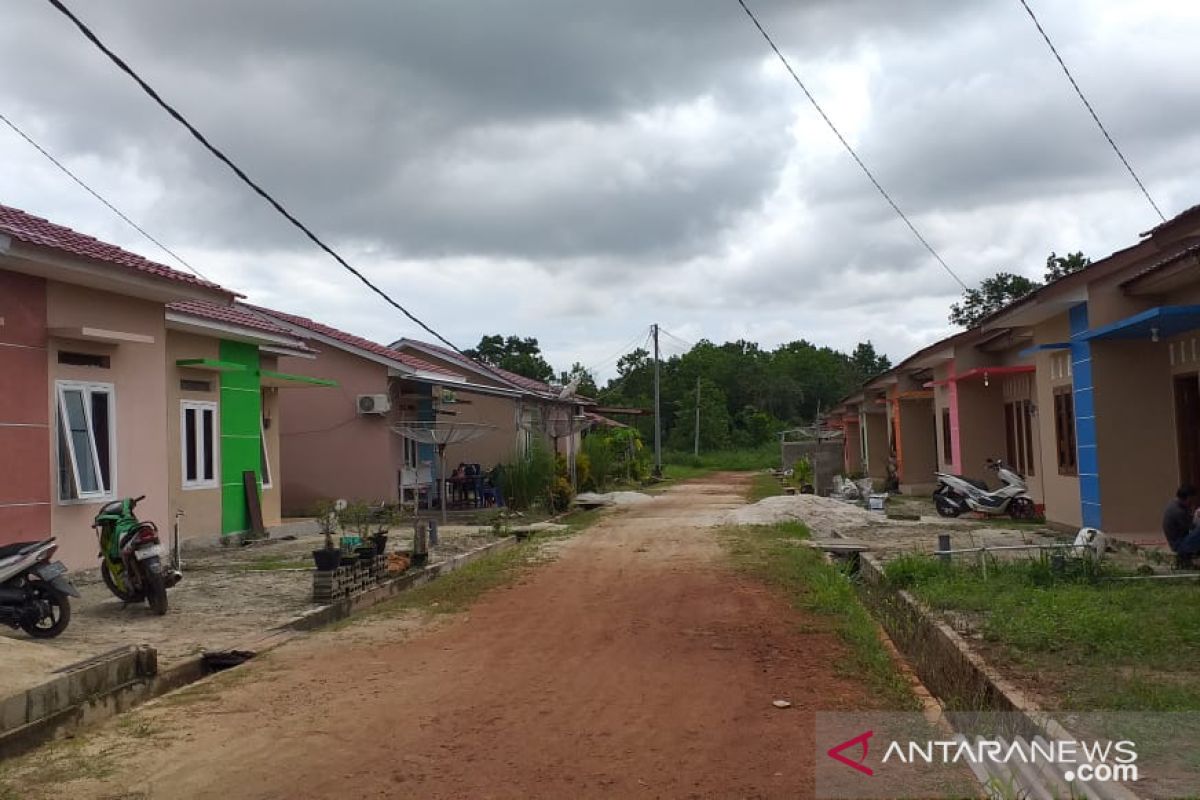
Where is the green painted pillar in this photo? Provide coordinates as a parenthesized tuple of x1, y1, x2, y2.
(219, 340, 263, 536)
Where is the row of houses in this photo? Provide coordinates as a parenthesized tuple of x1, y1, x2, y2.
(0, 204, 590, 569)
(827, 202, 1200, 540)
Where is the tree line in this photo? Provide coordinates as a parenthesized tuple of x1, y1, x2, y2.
(465, 333, 891, 451)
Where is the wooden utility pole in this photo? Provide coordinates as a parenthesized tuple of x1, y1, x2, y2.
(693, 376, 701, 456)
(653, 323, 662, 477)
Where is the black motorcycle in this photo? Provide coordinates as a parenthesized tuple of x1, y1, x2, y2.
(0, 537, 79, 638)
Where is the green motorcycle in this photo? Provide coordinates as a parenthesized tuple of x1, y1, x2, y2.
(92, 495, 180, 615)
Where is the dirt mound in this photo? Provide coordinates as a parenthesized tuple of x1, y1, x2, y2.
(725, 494, 881, 533)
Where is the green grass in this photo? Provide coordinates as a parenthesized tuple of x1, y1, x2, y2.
(722, 522, 916, 709)
(236, 554, 312, 571)
(663, 443, 779, 471)
(885, 554, 1200, 710)
(746, 471, 785, 502)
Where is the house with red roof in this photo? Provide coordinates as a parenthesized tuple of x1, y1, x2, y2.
(163, 300, 333, 544)
(0, 204, 238, 567)
(0, 204, 339, 567)
(254, 308, 532, 514)
(390, 338, 594, 465)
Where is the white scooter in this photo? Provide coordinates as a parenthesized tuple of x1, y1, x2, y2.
(0, 538, 79, 638)
(933, 458, 1036, 520)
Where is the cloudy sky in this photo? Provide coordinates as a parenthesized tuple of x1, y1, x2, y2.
(2, 1, 1198, 380)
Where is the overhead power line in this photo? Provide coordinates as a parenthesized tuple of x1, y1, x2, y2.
(45, 0, 464, 353)
(1016, 0, 1165, 223)
(735, 0, 968, 292)
(584, 325, 653, 375)
(0, 109, 215, 283)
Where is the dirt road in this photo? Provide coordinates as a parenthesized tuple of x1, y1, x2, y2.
(13, 474, 886, 799)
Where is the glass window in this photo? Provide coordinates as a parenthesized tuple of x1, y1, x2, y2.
(181, 400, 219, 489)
(56, 381, 114, 500)
(259, 420, 272, 489)
(1054, 387, 1077, 476)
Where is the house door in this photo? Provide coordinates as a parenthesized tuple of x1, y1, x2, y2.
(1174, 373, 1200, 488)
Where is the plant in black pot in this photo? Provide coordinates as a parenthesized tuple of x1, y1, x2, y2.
(339, 501, 378, 562)
(311, 499, 341, 571)
(368, 503, 395, 555)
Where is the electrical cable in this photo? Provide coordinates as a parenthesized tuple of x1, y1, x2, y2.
(0, 109, 216, 283)
(584, 326, 652, 375)
(595, 329, 655, 399)
(658, 326, 696, 352)
(1016, 0, 1165, 222)
(45, 0, 466, 353)
(735, 0, 968, 291)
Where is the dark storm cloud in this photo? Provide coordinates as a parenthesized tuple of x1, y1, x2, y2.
(2, 0, 1199, 370)
(0, 0, 964, 263)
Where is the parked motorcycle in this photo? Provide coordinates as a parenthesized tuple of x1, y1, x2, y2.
(0, 538, 79, 638)
(93, 496, 181, 615)
(933, 458, 1036, 519)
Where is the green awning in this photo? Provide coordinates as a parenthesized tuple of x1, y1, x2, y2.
(258, 369, 338, 388)
(176, 358, 247, 372)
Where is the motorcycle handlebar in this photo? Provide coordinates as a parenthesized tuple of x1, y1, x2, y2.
(132, 495, 146, 506)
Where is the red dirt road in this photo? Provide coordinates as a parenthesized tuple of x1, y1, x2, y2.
(18, 475, 884, 799)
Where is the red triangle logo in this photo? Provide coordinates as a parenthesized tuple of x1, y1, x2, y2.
(827, 730, 875, 776)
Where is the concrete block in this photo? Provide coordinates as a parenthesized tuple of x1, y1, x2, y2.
(26, 676, 71, 722)
(0, 692, 27, 732)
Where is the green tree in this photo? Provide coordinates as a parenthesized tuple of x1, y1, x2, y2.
(948, 272, 1041, 328)
(668, 378, 731, 451)
(557, 363, 599, 398)
(849, 341, 891, 383)
(465, 335, 554, 382)
(1044, 251, 1090, 281)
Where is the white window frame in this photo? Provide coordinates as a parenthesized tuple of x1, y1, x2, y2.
(181, 400, 220, 490)
(55, 380, 116, 502)
(402, 436, 419, 469)
(260, 420, 272, 489)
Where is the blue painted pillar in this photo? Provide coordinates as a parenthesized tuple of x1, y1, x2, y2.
(1069, 303, 1101, 528)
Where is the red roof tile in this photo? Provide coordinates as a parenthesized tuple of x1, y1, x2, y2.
(0, 203, 232, 296)
(167, 300, 313, 351)
(399, 339, 558, 396)
(249, 305, 462, 377)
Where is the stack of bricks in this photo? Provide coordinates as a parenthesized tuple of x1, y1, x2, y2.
(312, 555, 390, 603)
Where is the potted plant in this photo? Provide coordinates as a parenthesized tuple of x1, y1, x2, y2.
(311, 499, 341, 571)
(369, 503, 393, 555)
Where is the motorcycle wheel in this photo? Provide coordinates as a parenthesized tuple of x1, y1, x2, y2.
(101, 560, 145, 603)
(1009, 497, 1036, 520)
(933, 491, 963, 518)
(20, 581, 71, 638)
(143, 558, 168, 616)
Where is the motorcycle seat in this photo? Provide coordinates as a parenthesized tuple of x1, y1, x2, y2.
(0, 539, 52, 559)
(949, 475, 990, 491)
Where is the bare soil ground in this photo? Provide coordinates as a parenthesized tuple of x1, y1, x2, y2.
(5, 474, 889, 800)
(0, 524, 504, 698)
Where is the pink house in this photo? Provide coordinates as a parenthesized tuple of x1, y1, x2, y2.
(0, 205, 235, 567)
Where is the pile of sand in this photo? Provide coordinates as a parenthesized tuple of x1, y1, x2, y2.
(574, 492, 655, 508)
(724, 494, 881, 534)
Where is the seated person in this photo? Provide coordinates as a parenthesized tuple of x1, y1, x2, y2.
(1162, 484, 1200, 568)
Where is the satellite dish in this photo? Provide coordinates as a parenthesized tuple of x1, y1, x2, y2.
(558, 373, 583, 399)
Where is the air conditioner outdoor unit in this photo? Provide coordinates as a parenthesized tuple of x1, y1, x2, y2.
(357, 394, 391, 415)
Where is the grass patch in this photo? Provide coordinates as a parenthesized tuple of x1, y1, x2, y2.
(885, 553, 1200, 710)
(343, 508, 605, 625)
(723, 522, 915, 709)
(237, 555, 311, 571)
(663, 444, 779, 472)
(746, 471, 785, 502)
